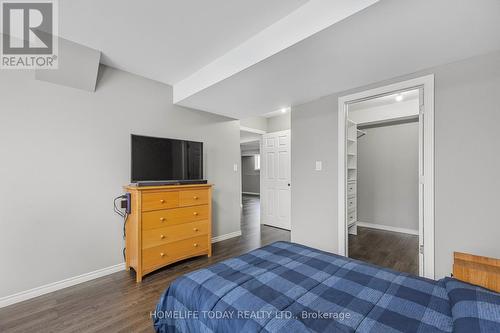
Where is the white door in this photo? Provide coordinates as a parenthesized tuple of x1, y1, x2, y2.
(261, 130, 291, 230)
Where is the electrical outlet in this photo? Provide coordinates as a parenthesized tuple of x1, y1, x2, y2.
(123, 193, 131, 214)
(315, 161, 322, 171)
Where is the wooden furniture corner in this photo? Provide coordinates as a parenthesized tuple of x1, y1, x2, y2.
(453, 251, 500, 292)
(124, 184, 213, 282)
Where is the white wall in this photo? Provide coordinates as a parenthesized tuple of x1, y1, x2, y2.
(349, 99, 419, 124)
(240, 113, 291, 133)
(291, 50, 500, 278)
(357, 122, 419, 232)
(240, 116, 267, 132)
(267, 113, 291, 132)
(35, 37, 101, 92)
(0, 66, 241, 298)
(291, 96, 338, 253)
(241, 141, 260, 155)
(241, 156, 260, 194)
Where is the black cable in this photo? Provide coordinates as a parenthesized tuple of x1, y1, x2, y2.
(122, 212, 128, 239)
(113, 196, 125, 218)
(113, 195, 128, 261)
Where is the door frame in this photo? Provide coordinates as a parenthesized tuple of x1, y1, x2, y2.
(337, 75, 435, 279)
(239, 126, 266, 208)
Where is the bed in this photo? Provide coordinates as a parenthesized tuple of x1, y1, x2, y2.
(153, 241, 500, 333)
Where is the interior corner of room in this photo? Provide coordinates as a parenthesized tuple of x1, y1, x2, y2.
(1, 1, 500, 331)
(0, 63, 243, 302)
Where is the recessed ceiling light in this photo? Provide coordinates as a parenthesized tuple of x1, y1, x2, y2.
(281, 108, 287, 113)
(395, 94, 403, 102)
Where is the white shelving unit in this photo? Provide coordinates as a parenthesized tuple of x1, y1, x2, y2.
(346, 120, 358, 235)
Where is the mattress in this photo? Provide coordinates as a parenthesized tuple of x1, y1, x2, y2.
(153, 241, 499, 333)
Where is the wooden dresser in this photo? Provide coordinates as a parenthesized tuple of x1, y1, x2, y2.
(124, 184, 212, 282)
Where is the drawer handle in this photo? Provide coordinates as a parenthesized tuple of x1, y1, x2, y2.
(160, 217, 165, 222)
(193, 228, 199, 232)
(193, 212, 199, 216)
(160, 252, 165, 257)
(193, 196, 199, 200)
(160, 234, 165, 239)
(160, 199, 165, 204)
(193, 243, 198, 247)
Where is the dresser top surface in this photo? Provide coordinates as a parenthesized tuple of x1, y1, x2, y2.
(124, 184, 213, 192)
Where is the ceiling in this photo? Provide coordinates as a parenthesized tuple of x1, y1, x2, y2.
(59, 0, 308, 85)
(176, 0, 500, 118)
(58, 0, 500, 119)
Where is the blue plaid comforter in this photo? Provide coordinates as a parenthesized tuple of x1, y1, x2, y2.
(153, 242, 498, 333)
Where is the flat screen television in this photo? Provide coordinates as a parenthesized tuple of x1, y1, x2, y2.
(131, 134, 204, 185)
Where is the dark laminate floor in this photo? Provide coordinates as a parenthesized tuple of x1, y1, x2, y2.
(0, 196, 418, 332)
(348, 226, 419, 275)
(0, 194, 290, 333)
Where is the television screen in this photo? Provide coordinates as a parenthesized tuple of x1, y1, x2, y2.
(131, 135, 203, 183)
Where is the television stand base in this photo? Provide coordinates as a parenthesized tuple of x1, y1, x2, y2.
(135, 180, 208, 187)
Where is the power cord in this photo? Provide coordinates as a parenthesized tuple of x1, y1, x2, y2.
(114, 195, 128, 260)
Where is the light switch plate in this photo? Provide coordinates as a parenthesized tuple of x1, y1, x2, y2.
(315, 161, 322, 171)
(234, 164, 238, 172)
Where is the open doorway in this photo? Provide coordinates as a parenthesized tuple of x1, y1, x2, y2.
(240, 111, 292, 232)
(338, 75, 435, 278)
(240, 137, 262, 241)
(348, 89, 420, 275)
(241, 140, 261, 197)
(239, 124, 290, 247)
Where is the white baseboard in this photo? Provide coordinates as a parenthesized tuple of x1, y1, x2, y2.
(0, 263, 125, 309)
(1, 231, 245, 308)
(242, 192, 260, 196)
(356, 221, 419, 236)
(212, 230, 242, 243)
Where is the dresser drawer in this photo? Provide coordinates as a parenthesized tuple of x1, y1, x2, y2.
(179, 189, 209, 207)
(142, 205, 209, 230)
(141, 191, 179, 211)
(142, 235, 208, 271)
(142, 221, 209, 249)
(347, 197, 356, 210)
(347, 182, 356, 197)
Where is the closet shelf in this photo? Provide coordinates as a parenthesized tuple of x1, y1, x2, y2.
(347, 118, 358, 236)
